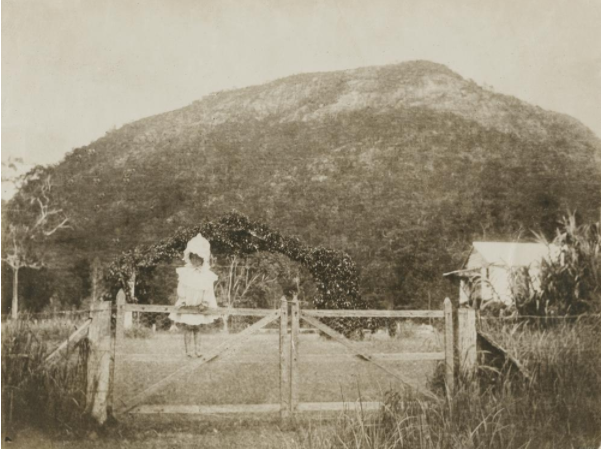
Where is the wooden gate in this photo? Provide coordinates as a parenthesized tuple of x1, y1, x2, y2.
(111, 295, 472, 419)
(112, 291, 284, 417)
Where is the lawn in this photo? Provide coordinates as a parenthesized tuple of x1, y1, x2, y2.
(113, 324, 442, 409)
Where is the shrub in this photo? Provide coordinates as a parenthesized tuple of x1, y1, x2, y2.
(536, 214, 601, 315)
(512, 213, 601, 316)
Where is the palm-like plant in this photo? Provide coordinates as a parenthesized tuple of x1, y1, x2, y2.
(533, 213, 601, 315)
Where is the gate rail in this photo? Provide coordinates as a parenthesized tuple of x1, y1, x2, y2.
(109, 294, 474, 419)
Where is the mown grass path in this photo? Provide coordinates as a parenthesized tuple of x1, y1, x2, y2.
(114, 331, 441, 408)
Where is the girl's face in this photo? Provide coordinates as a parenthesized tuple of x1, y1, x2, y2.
(189, 253, 204, 268)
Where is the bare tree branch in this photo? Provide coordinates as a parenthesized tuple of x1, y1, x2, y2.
(42, 217, 71, 236)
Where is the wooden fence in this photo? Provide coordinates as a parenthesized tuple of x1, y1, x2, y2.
(45, 295, 477, 424)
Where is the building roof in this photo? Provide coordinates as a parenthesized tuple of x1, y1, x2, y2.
(470, 242, 558, 268)
(442, 267, 480, 277)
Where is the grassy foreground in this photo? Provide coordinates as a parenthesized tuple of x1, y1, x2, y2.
(2, 317, 600, 448)
(286, 318, 600, 449)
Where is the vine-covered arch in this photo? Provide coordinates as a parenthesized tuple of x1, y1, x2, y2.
(107, 212, 367, 311)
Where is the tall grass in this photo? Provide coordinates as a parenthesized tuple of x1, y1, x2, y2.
(1, 318, 92, 434)
(289, 318, 601, 449)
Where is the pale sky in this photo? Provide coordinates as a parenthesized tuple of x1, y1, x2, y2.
(2, 0, 601, 170)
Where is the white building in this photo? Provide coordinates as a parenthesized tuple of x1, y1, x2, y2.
(444, 242, 559, 308)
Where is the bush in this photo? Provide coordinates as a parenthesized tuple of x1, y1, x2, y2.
(513, 213, 600, 316)
(536, 214, 600, 315)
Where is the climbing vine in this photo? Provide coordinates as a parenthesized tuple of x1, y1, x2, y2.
(106, 212, 368, 314)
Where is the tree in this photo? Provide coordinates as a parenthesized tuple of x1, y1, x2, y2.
(2, 171, 71, 318)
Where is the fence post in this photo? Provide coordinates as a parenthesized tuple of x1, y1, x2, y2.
(91, 257, 101, 302)
(457, 307, 477, 377)
(123, 274, 135, 329)
(279, 297, 290, 420)
(444, 298, 455, 397)
(86, 301, 112, 425)
(112, 289, 127, 415)
(115, 289, 126, 343)
(290, 296, 299, 415)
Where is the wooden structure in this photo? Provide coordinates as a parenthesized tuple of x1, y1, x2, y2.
(444, 242, 558, 308)
(37, 293, 477, 424)
(457, 307, 477, 377)
(477, 330, 529, 381)
(108, 295, 473, 419)
(31, 301, 114, 425)
(444, 298, 455, 397)
(86, 301, 112, 423)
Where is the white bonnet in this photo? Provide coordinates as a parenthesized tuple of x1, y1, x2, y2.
(183, 233, 211, 265)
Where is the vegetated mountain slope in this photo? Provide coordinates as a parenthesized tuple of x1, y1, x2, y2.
(34, 60, 602, 307)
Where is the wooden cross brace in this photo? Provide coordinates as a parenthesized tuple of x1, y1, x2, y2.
(115, 310, 280, 414)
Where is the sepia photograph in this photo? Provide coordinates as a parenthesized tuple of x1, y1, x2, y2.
(1, 0, 601, 447)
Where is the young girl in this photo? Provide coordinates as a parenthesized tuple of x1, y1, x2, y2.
(168, 234, 219, 357)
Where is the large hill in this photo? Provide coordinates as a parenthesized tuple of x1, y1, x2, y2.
(8, 61, 601, 308)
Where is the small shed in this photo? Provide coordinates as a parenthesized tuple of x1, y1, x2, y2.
(444, 242, 558, 308)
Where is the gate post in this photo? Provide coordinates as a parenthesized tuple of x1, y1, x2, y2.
(112, 289, 127, 415)
(443, 298, 455, 397)
(124, 274, 135, 330)
(86, 301, 112, 424)
(458, 307, 477, 377)
(279, 297, 290, 419)
(290, 296, 300, 415)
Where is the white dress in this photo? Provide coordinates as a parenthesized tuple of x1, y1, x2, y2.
(168, 266, 220, 325)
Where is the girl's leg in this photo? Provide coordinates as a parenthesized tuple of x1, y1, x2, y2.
(193, 326, 202, 357)
(184, 326, 194, 357)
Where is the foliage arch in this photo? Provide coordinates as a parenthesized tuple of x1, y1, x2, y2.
(107, 212, 367, 311)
